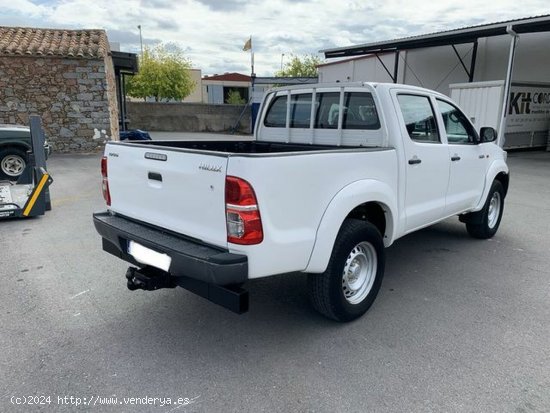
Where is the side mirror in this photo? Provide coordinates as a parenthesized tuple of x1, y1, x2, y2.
(480, 127, 497, 143)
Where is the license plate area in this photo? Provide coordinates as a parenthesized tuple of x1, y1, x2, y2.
(127, 240, 172, 272)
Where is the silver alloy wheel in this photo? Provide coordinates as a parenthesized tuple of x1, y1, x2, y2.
(1, 154, 26, 177)
(342, 241, 377, 305)
(487, 191, 501, 229)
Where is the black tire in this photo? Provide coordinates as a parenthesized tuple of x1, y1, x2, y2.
(0, 147, 28, 180)
(466, 180, 505, 239)
(308, 219, 385, 322)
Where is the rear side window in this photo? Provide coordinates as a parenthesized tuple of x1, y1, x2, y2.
(397, 94, 439, 143)
(343, 92, 380, 130)
(264, 95, 287, 127)
(290, 93, 312, 128)
(314, 92, 340, 129)
(263, 90, 382, 131)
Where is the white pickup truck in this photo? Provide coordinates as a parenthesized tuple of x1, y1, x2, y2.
(93, 82, 509, 322)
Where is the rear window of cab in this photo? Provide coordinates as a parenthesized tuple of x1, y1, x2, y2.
(264, 91, 380, 130)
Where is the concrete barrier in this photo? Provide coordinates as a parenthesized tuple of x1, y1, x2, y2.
(126, 102, 251, 134)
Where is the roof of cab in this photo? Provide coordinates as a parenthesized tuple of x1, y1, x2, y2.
(0, 124, 30, 132)
(267, 82, 449, 100)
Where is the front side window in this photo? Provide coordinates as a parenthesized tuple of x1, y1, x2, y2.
(436, 99, 477, 144)
(343, 92, 381, 130)
(397, 94, 439, 143)
(264, 95, 287, 127)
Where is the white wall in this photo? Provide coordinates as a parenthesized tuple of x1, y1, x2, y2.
(318, 32, 550, 97)
(182, 69, 203, 103)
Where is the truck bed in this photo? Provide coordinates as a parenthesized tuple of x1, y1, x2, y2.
(104, 138, 397, 276)
(122, 140, 387, 155)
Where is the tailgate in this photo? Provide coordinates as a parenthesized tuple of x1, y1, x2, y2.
(105, 143, 228, 248)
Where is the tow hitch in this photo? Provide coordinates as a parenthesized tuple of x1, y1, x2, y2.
(125, 266, 249, 314)
(125, 266, 177, 291)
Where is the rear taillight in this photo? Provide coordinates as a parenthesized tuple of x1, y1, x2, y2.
(101, 156, 111, 206)
(225, 176, 263, 245)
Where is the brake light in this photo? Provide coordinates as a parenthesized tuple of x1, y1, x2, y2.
(225, 176, 263, 245)
(101, 156, 111, 206)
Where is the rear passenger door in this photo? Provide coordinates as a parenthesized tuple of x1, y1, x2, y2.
(435, 99, 488, 215)
(394, 93, 450, 232)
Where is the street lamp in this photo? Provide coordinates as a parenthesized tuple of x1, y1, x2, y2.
(137, 25, 143, 57)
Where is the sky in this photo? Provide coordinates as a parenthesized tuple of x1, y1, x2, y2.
(1, 0, 549, 76)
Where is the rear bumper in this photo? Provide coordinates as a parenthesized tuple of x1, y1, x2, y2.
(93, 211, 248, 285)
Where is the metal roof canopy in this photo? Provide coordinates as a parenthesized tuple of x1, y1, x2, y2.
(321, 15, 550, 147)
(321, 15, 550, 58)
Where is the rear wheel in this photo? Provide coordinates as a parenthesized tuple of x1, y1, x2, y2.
(308, 219, 385, 322)
(0, 148, 27, 180)
(466, 180, 505, 239)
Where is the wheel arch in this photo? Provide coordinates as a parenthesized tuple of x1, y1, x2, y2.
(494, 171, 509, 197)
(305, 179, 397, 274)
(474, 160, 509, 211)
(0, 142, 31, 153)
(345, 201, 388, 239)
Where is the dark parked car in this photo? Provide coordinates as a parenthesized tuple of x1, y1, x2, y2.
(0, 124, 51, 180)
(119, 129, 151, 141)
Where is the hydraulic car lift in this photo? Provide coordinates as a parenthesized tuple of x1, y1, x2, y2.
(0, 116, 53, 220)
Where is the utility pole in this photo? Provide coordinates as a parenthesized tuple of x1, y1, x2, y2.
(137, 25, 143, 57)
(280, 53, 285, 72)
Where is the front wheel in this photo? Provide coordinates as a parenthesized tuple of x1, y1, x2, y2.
(0, 148, 27, 180)
(466, 180, 505, 239)
(308, 219, 385, 322)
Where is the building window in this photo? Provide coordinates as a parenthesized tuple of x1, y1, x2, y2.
(223, 87, 248, 104)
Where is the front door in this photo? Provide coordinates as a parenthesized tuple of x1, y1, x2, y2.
(435, 99, 489, 215)
(394, 93, 450, 232)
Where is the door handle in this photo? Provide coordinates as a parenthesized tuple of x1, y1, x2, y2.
(408, 158, 422, 165)
(451, 156, 461, 161)
(148, 172, 162, 182)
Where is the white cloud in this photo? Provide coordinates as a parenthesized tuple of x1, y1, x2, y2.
(1, 0, 549, 75)
(3, 0, 49, 17)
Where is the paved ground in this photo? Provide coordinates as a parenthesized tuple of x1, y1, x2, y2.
(1, 150, 549, 412)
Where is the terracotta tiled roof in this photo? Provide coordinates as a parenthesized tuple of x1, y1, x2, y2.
(0, 27, 109, 59)
(203, 72, 251, 82)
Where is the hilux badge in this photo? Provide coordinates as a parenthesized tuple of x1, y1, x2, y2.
(199, 163, 222, 173)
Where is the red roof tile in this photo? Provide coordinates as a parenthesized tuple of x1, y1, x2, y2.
(0, 27, 109, 59)
(202, 72, 251, 82)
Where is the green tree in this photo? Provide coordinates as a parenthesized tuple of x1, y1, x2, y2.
(126, 44, 196, 102)
(275, 54, 322, 77)
(225, 89, 246, 105)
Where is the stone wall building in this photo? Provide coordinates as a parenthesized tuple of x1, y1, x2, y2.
(0, 27, 119, 152)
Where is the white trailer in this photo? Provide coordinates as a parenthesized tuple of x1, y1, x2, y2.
(450, 80, 550, 149)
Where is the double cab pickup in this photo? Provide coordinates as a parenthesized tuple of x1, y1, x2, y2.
(93, 83, 509, 321)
